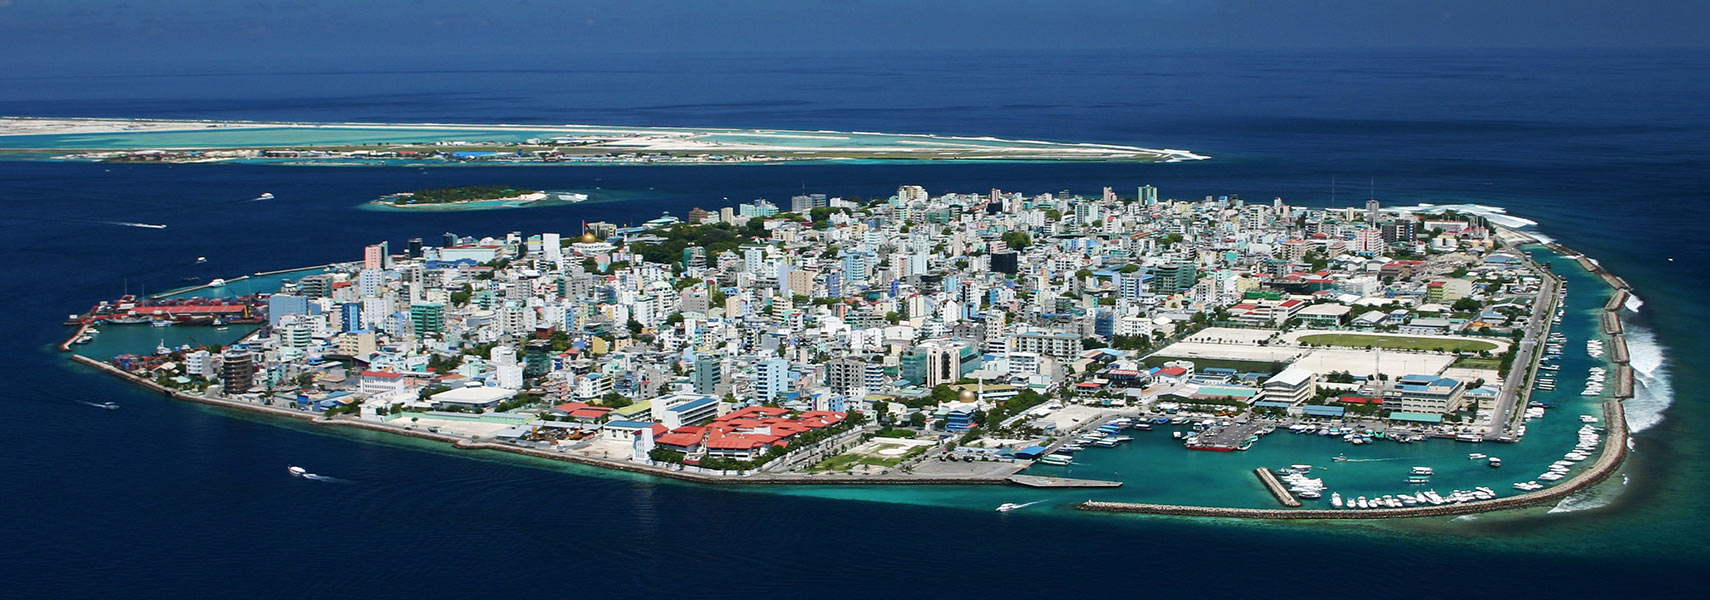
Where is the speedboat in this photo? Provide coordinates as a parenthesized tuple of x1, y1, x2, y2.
(1468, 453, 1488, 460)
(100, 402, 119, 410)
(195, 256, 208, 264)
(1331, 492, 1344, 508)
(288, 465, 307, 477)
(1487, 457, 1502, 468)
(254, 192, 275, 201)
(996, 503, 1021, 512)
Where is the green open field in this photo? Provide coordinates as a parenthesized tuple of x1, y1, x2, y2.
(805, 442, 924, 472)
(1299, 333, 1497, 353)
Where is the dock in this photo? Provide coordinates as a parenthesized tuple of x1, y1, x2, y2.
(1185, 421, 1267, 451)
(1006, 474, 1123, 488)
(1254, 468, 1301, 507)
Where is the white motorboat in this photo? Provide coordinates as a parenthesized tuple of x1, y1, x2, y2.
(288, 465, 307, 477)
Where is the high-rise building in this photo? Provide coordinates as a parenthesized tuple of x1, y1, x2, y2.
(363, 243, 384, 270)
(1138, 185, 1158, 205)
(1366, 198, 1381, 225)
(989, 252, 1019, 275)
(267, 294, 310, 327)
(1153, 263, 1198, 294)
(693, 353, 723, 395)
(409, 302, 445, 336)
(220, 350, 255, 394)
(755, 357, 789, 403)
(826, 356, 867, 395)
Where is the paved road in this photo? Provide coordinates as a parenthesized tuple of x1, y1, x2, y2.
(1486, 261, 1559, 440)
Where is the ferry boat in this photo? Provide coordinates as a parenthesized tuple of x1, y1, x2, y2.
(1410, 466, 1434, 475)
(1038, 454, 1073, 466)
(1455, 433, 1485, 443)
(288, 465, 307, 477)
(1468, 453, 1488, 460)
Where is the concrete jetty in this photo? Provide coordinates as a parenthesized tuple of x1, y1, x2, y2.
(1254, 468, 1301, 507)
(1080, 401, 1629, 520)
(1610, 336, 1630, 364)
(1006, 474, 1123, 488)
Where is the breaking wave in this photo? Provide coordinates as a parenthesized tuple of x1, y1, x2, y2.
(1549, 474, 1626, 514)
(1623, 293, 1644, 313)
(1622, 323, 1672, 435)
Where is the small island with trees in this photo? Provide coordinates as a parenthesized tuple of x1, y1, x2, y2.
(370, 185, 554, 210)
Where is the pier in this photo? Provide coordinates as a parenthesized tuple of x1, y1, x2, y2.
(1186, 421, 1268, 451)
(1254, 467, 1301, 507)
(1006, 474, 1123, 488)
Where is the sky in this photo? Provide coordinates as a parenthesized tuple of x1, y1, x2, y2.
(0, 0, 1703, 68)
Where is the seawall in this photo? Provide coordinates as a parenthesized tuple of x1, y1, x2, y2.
(67, 354, 1016, 487)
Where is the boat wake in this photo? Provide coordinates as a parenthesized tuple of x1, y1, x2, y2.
(1621, 323, 1672, 436)
(301, 473, 348, 483)
(104, 221, 168, 229)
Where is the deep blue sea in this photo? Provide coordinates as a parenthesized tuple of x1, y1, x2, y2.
(2, 50, 1707, 597)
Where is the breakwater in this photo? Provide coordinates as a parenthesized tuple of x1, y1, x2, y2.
(1080, 400, 1629, 520)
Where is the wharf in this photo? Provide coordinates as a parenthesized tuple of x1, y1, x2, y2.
(1186, 421, 1268, 451)
(1006, 474, 1123, 488)
(1254, 467, 1301, 507)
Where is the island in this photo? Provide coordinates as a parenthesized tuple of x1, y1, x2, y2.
(63, 184, 1635, 518)
(0, 116, 1208, 166)
(367, 186, 588, 211)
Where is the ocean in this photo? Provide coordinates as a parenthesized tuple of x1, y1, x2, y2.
(2, 49, 1707, 597)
